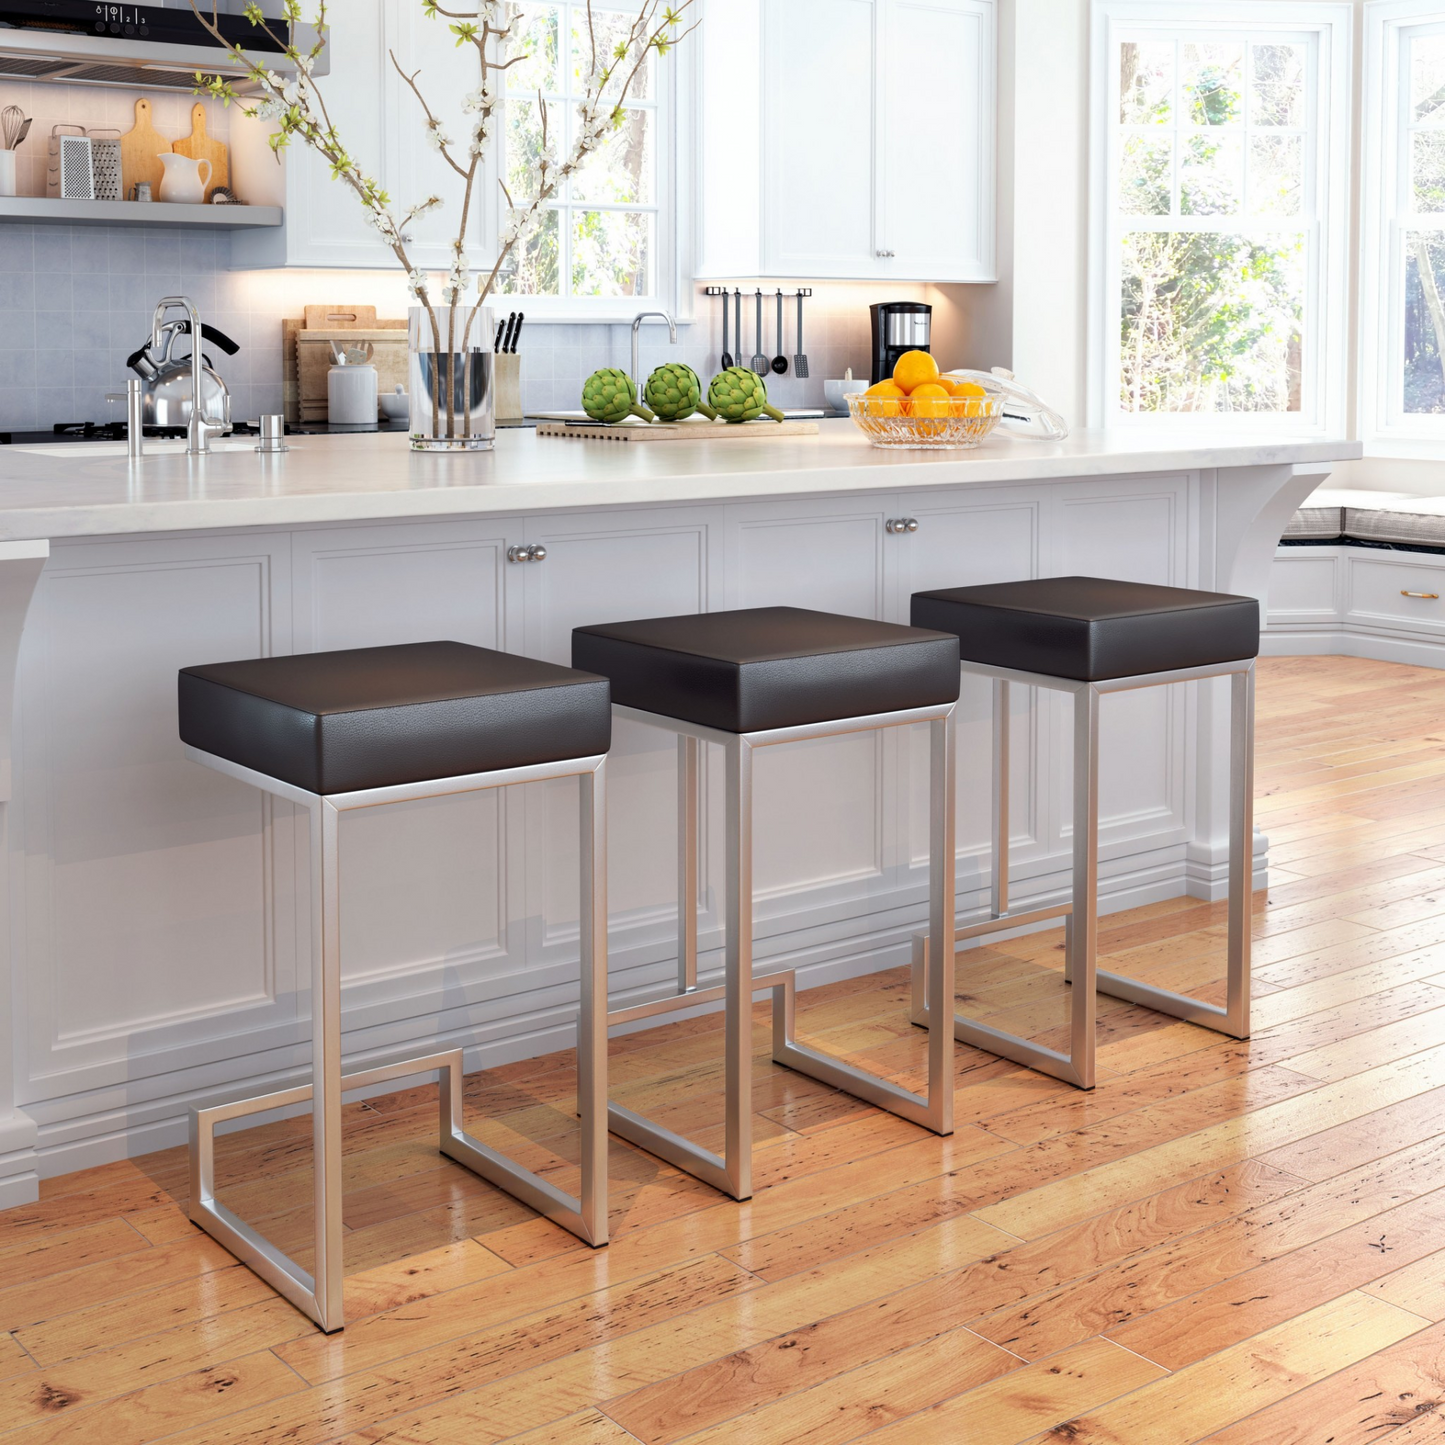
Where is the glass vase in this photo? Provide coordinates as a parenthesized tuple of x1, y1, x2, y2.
(407, 302, 495, 451)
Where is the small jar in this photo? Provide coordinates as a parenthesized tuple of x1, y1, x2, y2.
(327, 360, 378, 425)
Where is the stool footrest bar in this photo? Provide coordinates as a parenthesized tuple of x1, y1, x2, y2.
(957, 902, 1072, 942)
(607, 1103, 735, 1197)
(190, 1048, 602, 1333)
(1095, 968, 1247, 1037)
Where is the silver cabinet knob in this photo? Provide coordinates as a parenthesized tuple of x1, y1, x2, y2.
(885, 518, 919, 534)
(507, 544, 548, 563)
(530, 544, 547, 562)
(875, 249, 896, 259)
(905, 518, 919, 533)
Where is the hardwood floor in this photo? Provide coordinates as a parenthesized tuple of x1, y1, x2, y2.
(4, 653, 1445, 1442)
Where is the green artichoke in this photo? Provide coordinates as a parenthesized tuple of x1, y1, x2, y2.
(644, 362, 717, 421)
(707, 366, 786, 423)
(581, 368, 654, 424)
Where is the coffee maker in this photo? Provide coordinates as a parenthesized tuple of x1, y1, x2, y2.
(870, 301, 932, 384)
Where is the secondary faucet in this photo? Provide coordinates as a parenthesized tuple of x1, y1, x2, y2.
(152, 295, 224, 455)
(631, 309, 677, 388)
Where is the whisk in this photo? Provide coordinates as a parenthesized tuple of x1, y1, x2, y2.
(2, 107, 30, 151)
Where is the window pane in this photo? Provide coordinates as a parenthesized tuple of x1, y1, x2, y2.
(1119, 134, 1172, 215)
(572, 209, 651, 296)
(1120, 41, 1172, 124)
(1182, 43, 1243, 125)
(1250, 134, 1302, 217)
(573, 7, 653, 100)
(1403, 232, 1445, 412)
(1414, 34, 1445, 123)
(499, 208, 561, 296)
(1119, 231, 1304, 413)
(1251, 43, 1304, 127)
(570, 107, 653, 204)
(1181, 133, 1242, 215)
(508, 4, 561, 96)
(1415, 131, 1445, 214)
(505, 98, 565, 200)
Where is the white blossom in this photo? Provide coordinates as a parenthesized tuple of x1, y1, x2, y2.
(462, 86, 494, 114)
(425, 117, 451, 151)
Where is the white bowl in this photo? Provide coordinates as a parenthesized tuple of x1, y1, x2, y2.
(378, 391, 409, 421)
(824, 378, 868, 414)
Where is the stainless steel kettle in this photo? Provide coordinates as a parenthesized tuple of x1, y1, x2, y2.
(126, 319, 239, 431)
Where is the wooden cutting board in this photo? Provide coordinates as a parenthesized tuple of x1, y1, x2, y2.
(171, 103, 227, 201)
(119, 98, 169, 197)
(536, 420, 819, 442)
(303, 305, 379, 330)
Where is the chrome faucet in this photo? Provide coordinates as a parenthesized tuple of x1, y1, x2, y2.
(631, 309, 677, 386)
(152, 295, 224, 455)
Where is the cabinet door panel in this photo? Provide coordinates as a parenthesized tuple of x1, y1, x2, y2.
(763, 0, 876, 277)
(879, 0, 995, 281)
(524, 511, 716, 941)
(293, 521, 521, 992)
(232, 0, 391, 268)
(728, 499, 893, 902)
(896, 495, 1039, 874)
(17, 536, 293, 1093)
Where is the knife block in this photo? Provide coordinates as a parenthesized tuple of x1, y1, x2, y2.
(494, 353, 522, 422)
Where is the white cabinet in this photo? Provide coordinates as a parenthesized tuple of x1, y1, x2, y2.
(697, 0, 996, 282)
(231, 1, 485, 270)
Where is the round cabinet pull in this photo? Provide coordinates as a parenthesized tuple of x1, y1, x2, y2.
(507, 544, 548, 563)
(875, 249, 896, 259)
(1401, 590, 1439, 599)
(530, 545, 547, 562)
(905, 518, 919, 533)
(885, 518, 920, 534)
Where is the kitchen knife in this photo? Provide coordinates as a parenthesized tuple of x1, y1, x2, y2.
(494, 318, 505, 351)
(511, 313, 524, 352)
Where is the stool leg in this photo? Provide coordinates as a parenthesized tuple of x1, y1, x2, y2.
(577, 759, 610, 1243)
(678, 736, 699, 995)
(724, 735, 754, 1201)
(310, 796, 345, 1331)
(1066, 684, 1099, 1090)
(991, 679, 1009, 920)
(1225, 665, 1254, 1038)
(926, 708, 957, 1135)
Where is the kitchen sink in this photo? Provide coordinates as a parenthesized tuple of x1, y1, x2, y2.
(9, 440, 263, 457)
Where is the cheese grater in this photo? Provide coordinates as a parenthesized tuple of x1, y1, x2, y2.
(88, 130, 121, 201)
(46, 126, 92, 199)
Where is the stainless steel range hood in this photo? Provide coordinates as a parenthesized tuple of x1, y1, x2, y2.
(0, 4, 324, 93)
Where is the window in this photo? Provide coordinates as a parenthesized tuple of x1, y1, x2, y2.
(499, 1, 673, 310)
(1090, 2, 1350, 429)
(1361, 0, 1445, 450)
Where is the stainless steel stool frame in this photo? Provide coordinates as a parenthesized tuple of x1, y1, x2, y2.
(606, 700, 957, 1202)
(182, 744, 609, 1333)
(910, 657, 1254, 1090)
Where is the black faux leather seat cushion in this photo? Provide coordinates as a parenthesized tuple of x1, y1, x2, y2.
(179, 641, 611, 795)
(572, 606, 960, 734)
(910, 577, 1259, 682)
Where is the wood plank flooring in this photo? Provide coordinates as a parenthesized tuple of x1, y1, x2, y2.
(5, 653, 1445, 1442)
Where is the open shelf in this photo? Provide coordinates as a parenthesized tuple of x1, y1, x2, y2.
(0, 197, 282, 229)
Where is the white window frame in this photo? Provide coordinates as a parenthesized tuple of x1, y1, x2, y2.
(1360, 0, 1445, 454)
(1088, 0, 1352, 433)
(492, 0, 691, 323)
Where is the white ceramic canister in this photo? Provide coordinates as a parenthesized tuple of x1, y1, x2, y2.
(327, 360, 378, 424)
(0, 151, 16, 199)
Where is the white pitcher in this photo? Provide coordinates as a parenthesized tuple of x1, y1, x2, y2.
(156, 152, 211, 204)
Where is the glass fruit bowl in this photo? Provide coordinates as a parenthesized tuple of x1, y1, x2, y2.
(846, 390, 1004, 449)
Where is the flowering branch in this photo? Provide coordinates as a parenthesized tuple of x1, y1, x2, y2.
(187, 0, 695, 439)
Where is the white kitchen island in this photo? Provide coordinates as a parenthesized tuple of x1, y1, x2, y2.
(0, 422, 1359, 1205)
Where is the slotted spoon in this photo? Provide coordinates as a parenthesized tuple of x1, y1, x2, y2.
(750, 290, 768, 375)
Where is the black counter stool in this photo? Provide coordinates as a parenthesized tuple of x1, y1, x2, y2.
(574, 606, 960, 1201)
(177, 641, 611, 1332)
(909, 577, 1259, 1091)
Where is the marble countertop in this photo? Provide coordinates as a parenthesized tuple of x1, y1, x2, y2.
(0, 422, 1362, 542)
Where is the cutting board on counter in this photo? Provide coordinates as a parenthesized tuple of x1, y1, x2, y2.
(171, 104, 227, 202)
(284, 310, 408, 422)
(536, 419, 819, 442)
(120, 98, 169, 196)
